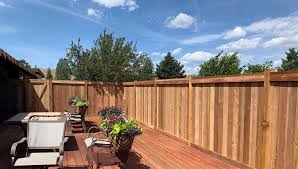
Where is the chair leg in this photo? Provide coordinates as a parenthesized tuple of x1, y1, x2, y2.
(82, 121, 87, 133)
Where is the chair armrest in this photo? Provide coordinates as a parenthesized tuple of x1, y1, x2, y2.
(10, 137, 27, 157)
(87, 126, 101, 137)
(59, 142, 64, 155)
(10, 137, 28, 167)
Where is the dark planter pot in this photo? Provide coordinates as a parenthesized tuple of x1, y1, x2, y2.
(110, 134, 135, 163)
(78, 105, 88, 114)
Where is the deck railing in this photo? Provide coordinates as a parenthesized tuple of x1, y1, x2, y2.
(6, 70, 298, 169)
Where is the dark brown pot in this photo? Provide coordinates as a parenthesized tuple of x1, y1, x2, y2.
(110, 134, 135, 163)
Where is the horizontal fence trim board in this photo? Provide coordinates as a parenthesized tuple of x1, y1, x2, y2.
(52, 80, 85, 84)
(86, 81, 121, 85)
(191, 74, 264, 84)
(270, 72, 298, 81)
(122, 82, 135, 86)
(29, 79, 48, 83)
(156, 79, 189, 85)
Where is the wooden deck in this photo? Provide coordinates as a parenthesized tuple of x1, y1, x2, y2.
(0, 117, 238, 169)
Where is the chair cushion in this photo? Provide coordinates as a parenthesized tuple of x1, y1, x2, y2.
(69, 117, 82, 122)
(70, 114, 81, 118)
(84, 138, 112, 148)
(14, 152, 60, 166)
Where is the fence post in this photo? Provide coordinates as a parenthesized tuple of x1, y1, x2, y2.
(24, 79, 31, 112)
(188, 76, 193, 146)
(134, 81, 137, 120)
(84, 81, 88, 114)
(154, 77, 158, 130)
(261, 69, 271, 169)
(48, 79, 53, 112)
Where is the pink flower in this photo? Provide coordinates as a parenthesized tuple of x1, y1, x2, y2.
(108, 115, 116, 123)
(120, 116, 126, 121)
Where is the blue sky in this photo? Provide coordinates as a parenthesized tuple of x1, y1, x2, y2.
(0, 0, 298, 74)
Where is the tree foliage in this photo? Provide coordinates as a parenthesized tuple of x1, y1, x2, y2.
(56, 58, 71, 80)
(280, 48, 298, 71)
(132, 53, 154, 81)
(17, 59, 31, 68)
(45, 68, 53, 80)
(199, 51, 242, 76)
(66, 31, 154, 82)
(242, 61, 273, 74)
(155, 52, 185, 79)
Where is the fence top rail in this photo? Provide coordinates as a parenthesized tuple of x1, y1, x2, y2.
(191, 74, 264, 84)
(270, 71, 298, 81)
(25, 70, 298, 85)
(123, 74, 265, 85)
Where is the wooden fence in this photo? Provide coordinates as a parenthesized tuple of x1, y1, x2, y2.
(5, 71, 298, 169)
(16, 80, 123, 116)
(122, 71, 298, 169)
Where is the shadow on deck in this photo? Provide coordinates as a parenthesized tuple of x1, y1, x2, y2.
(0, 117, 238, 169)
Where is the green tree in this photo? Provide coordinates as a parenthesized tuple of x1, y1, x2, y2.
(67, 39, 93, 80)
(17, 59, 31, 68)
(56, 58, 71, 80)
(132, 53, 154, 80)
(46, 68, 53, 80)
(155, 52, 185, 79)
(242, 61, 273, 74)
(66, 31, 154, 82)
(280, 48, 298, 71)
(199, 51, 242, 76)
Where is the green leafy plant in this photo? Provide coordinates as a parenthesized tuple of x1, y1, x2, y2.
(69, 96, 89, 107)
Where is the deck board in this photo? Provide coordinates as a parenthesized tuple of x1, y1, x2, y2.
(1, 116, 238, 169)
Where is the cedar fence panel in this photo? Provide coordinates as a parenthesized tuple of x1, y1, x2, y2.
(6, 71, 298, 169)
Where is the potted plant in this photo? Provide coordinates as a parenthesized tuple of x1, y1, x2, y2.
(98, 106, 142, 163)
(69, 96, 89, 113)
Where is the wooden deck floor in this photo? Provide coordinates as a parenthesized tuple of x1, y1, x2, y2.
(1, 117, 238, 169)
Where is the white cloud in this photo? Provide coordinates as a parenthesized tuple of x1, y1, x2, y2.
(263, 35, 298, 48)
(273, 59, 282, 68)
(182, 13, 298, 48)
(87, 8, 101, 18)
(172, 48, 182, 55)
(150, 52, 161, 57)
(224, 26, 246, 39)
(244, 13, 298, 48)
(217, 38, 262, 50)
(180, 51, 214, 75)
(245, 14, 298, 36)
(0, 1, 6, 7)
(0, 1, 11, 8)
(181, 34, 222, 45)
(181, 51, 213, 62)
(165, 13, 195, 29)
(28, 0, 104, 25)
(150, 48, 182, 58)
(92, 0, 138, 11)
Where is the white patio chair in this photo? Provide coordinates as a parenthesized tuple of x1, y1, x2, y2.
(10, 116, 66, 168)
